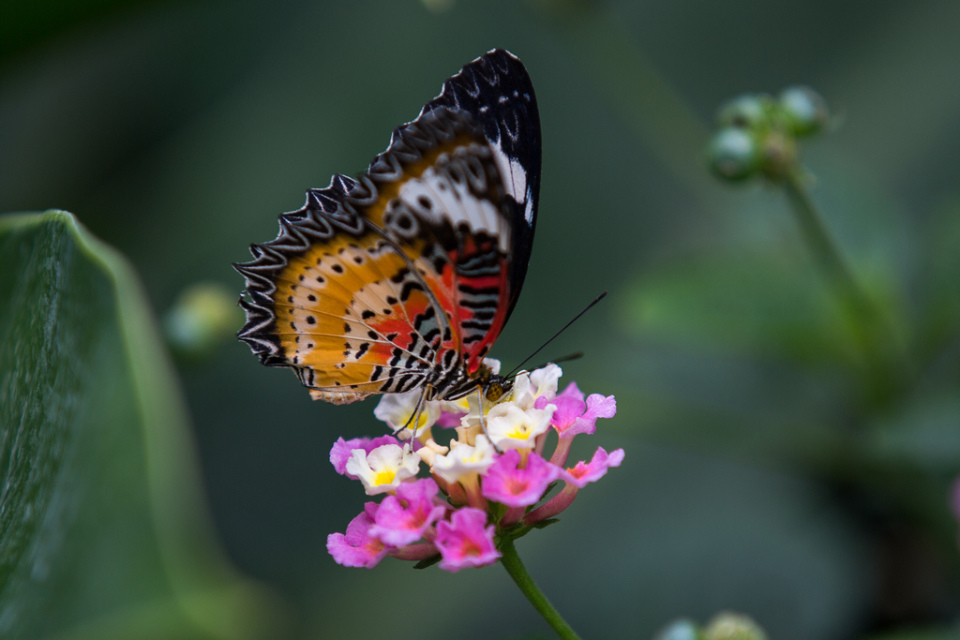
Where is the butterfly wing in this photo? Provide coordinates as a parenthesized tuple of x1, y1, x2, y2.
(235, 174, 446, 404)
(235, 50, 541, 403)
(423, 49, 541, 328)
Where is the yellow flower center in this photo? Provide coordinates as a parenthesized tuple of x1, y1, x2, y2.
(506, 421, 532, 440)
(374, 469, 397, 486)
(401, 411, 431, 432)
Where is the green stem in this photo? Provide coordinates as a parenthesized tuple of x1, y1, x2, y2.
(781, 169, 910, 400)
(782, 171, 872, 318)
(499, 537, 581, 640)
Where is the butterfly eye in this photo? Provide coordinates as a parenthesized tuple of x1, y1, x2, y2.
(484, 381, 505, 402)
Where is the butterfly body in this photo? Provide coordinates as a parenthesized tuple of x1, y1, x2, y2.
(235, 50, 540, 404)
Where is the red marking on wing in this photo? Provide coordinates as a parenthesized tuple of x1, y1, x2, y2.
(366, 295, 433, 355)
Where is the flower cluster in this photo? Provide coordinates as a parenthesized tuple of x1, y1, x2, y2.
(326, 362, 622, 572)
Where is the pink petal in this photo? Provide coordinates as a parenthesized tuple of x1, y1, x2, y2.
(482, 450, 560, 507)
(327, 507, 388, 568)
(584, 394, 617, 420)
(370, 479, 446, 546)
(547, 395, 587, 431)
(560, 394, 618, 438)
(330, 435, 400, 477)
(952, 476, 960, 521)
(557, 382, 585, 402)
(435, 411, 463, 428)
(561, 447, 625, 488)
(564, 416, 597, 438)
(434, 508, 500, 572)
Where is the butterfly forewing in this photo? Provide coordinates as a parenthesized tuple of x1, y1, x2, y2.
(235, 49, 541, 404)
(423, 49, 541, 323)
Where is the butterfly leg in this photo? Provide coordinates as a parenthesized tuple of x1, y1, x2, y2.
(393, 385, 432, 440)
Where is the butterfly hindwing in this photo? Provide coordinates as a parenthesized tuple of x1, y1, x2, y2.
(238, 186, 450, 403)
(235, 49, 540, 403)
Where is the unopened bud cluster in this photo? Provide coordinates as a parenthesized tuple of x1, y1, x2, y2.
(707, 87, 829, 182)
(657, 612, 768, 640)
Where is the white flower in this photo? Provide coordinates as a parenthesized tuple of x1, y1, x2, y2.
(436, 396, 471, 426)
(484, 403, 555, 451)
(509, 364, 563, 410)
(530, 364, 563, 398)
(482, 358, 502, 375)
(345, 444, 421, 495)
(431, 435, 497, 483)
(373, 390, 439, 436)
(416, 439, 449, 467)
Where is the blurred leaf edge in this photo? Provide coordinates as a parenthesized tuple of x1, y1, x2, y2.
(0, 210, 287, 640)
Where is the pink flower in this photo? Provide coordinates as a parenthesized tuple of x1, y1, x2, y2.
(543, 394, 587, 434)
(434, 508, 500, 571)
(561, 447, 625, 488)
(952, 476, 960, 524)
(369, 479, 447, 546)
(523, 448, 626, 526)
(330, 435, 401, 478)
(435, 412, 463, 428)
(535, 386, 617, 466)
(536, 384, 616, 439)
(325, 365, 622, 572)
(327, 503, 388, 568)
(556, 381, 584, 402)
(482, 449, 560, 507)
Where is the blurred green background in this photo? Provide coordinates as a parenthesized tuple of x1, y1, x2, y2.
(3, 1, 960, 638)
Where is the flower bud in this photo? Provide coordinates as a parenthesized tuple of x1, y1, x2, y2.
(707, 128, 761, 182)
(779, 85, 828, 137)
(703, 612, 768, 640)
(164, 282, 241, 360)
(758, 130, 798, 181)
(716, 94, 772, 130)
(655, 619, 703, 640)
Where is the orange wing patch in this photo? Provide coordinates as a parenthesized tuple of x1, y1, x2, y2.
(270, 230, 454, 401)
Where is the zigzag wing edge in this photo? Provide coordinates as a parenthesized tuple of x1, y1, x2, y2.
(233, 174, 358, 367)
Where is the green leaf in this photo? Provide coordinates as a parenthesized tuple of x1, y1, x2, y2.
(412, 555, 441, 570)
(0, 211, 281, 640)
(622, 249, 850, 364)
(918, 198, 960, 368)
(621, 248, 903, 370)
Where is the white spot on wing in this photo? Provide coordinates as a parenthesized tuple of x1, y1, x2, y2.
(398, 168, 511, 253)
(490, 142, 527, 205)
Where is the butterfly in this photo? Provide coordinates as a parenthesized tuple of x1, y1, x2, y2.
(234, 49, 541, 406)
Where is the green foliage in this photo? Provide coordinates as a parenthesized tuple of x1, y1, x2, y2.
(0, 211, 280, 640)
(624, 249, 856, 366)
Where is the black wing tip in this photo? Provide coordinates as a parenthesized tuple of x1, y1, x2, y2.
(437, 48, 537, 103)
(234, 173, 369, 364)
(429, 48, 541, 171)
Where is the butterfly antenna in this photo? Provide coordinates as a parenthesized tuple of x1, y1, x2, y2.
(504, 291, 607, 378)
(532, 351, 584, 368)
